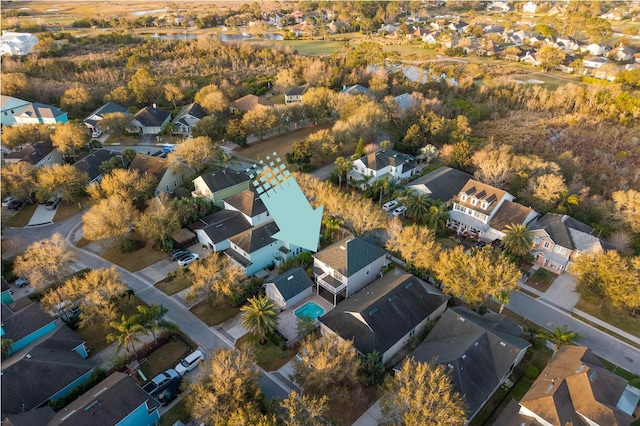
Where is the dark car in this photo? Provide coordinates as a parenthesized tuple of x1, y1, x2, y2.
(156, 377, 183, 406)
(490, 239, 502, 249)
(170, 249, 190, 261)
(45, 196, 61, 210)
(7, 199, 23, 211)
(473, 240, 487, 249)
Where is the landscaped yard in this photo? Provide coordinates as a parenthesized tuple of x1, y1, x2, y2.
(155, 270, 193, 295)
(101, 235, 168, 272)
(237, 123, 333, 165)
(76, 295, 149, 354)
(159, 398, 189, 426)
(575, 298, 640, 339)
(190, 300, 240, 326)
(235, 333, 297, 371)
(139, 337, 192, 379)
(327, 384, 379, 426)
(525, 268, 557, 293)
(54, 197, 94, 222)
(436, 237, 458, 250)
(2, 204, 37, 227)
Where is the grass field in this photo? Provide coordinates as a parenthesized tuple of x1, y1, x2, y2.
(2, 204, 37, 228)
(235, 333, 297, 371)
(54, 197, 93, 222)
(101, 235, 168, 272)
(237, 123, 333, 164)
(159, 399, 189, 426)
(190, 300, 239, 326)
(140, 338, 192, 379)
(575, 297, 640, 339)
(155, 269, 193, 295)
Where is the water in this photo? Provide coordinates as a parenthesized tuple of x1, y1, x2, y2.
(148, 32, 283, 42)
(295, 302, 325, 320)
(150, 33, 198, 40)
(132, 7, 169, 16)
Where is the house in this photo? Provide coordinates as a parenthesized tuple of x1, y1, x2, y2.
(13, 103, 68, 125)
(224, 220, 302, 276)
(73, 149, 121, 184)
(614, 46, 635, 62)
(1, 277, 14, 305)
(192, 210, 252, 251)
(320, 269, 449, 364)
(313, 236, 388, 305)
(350, 149, 418, 187)
(583, 56, 609, 69)
(37, 372, 161, 426)
(495, 346, 640, 426)
(487, 1, 511, 12)
(223, 189, 271, 227)
(1, 325, 94, 417)
(268, 12, 287, 27)
(555, 54, 577, 74)
(392, 93, 419, 110)
(483, 24, 505, 35)
(448, 20, 469, 33)
(83, 101, 129, 133)
(584, 43, 610, 56)
(408, 306, 531, 422)
(229, 94, 273, 114)
(285, 83, 311, 104)
(0, 31, 38, 56)
(340, 84, 374, 98)
(408, 166, 474, 204)
(264, 267, 314, 310)
(520, 51, 541, 66)
(328, 21, 349, 34)
(407, 26, 430, 40)
(1, 302, 57, 355)
(378, 24, 399, 34)
(128, 154, 183, 196)
(2, 140, 64, 169)
(480, 40, 501, 56)
(1, 95, 31, 126)
(422, 31, 441, 45)
(523, 1, 538, 13)
(192, 168, 251, 207)
(528, 213, 611, 272)
(172, 102, 206, 136)
(554, 36, 582, 52)
(130, 106, 171, 135)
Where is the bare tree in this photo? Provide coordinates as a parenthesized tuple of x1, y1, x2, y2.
(14, 233, 77, 290)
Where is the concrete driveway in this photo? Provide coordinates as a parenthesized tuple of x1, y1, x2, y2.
(541, 272, 580, 310)
(26, 204, 56, 226)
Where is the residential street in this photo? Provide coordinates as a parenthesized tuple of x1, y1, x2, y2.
(506, 291, 640, 376)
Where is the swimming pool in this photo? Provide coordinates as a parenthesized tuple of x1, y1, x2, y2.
(294, 302, 325, 320)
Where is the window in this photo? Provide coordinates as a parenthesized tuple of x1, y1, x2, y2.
(470, 197, 478, 206)
(543, 241, 551, 249)
(460, 194, 468, 202)
(480, 201, 488, 209)
(173, 180, 177, 187)
(554, 246, 567, 255)
(166, 185, 170, 192)
(409, 328, 415, 337)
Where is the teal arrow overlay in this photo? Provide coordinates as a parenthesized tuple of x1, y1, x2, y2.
(251, 154, 323, 253)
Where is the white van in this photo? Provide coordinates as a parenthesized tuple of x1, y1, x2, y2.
(174, 350, 205, 376)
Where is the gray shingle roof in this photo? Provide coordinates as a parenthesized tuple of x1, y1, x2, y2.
(197, 169, 250, 193)
(132, 106, 171, 127)
(224, 190, 267, 218)
(313, 237, 387, 277)
(3, 140, 56, 165)
(83, 101, 128, 128)
(15, 103, 66, 120)
(408, 307, 530, 418)
(128, 154, 168, 182)
(3, 406, 56, 426)
(228, 220, 280, 254)
(285, 83, 311, 97)
(73, 149, 120, 181)
(173, 102, 206, 125)
(195, 210, 252, 244)
(357, 149, 415, 172)
(48, 372, 161, 426)
(320, 270, 449, 356)
(1, 302, 55, 343)
(268, 267, 314, 302)
(529, 213, 594, 250)
(408, 166, 474, 203)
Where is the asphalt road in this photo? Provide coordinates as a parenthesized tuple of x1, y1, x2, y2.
(507, 291, 640, 376)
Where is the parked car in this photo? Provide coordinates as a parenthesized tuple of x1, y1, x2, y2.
(170, 249, 190, 261)
(473, 240, 487, 249)
(91, 129, 102, 138)
(142, 369, 179, 396)
(382, 199, 398, 212)
(174, 350, 205, 376)
(490, 239, 502, 249)
(14, 278, 28, 288)
(156, 377, 183, 406)
(174, 252, 193, 262)
(7, 199, 23, 211)
(45, 196, 61, 210)
(178, 253, 200, 266)
(392, 205, 407, 217)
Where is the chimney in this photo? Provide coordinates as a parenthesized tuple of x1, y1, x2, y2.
(152, 103, 157, 108)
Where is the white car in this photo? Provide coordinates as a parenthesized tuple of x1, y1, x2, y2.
(178, 253, 200, 266)
(174, 349, 205, 376)
(392, 205, 407, 217)
(382, 200, 398, 212)
(91, 129, 102, 138)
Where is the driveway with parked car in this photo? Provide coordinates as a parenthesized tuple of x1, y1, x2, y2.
(26, 204, 57, 226)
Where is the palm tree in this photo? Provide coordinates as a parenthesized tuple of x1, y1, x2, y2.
(374, 177, 392, 206)
(405, 192, 431, 221)
(107, 314, 146, 354)
(322, 215, 341, 241)
(426, 200, 449, 235)
(241, 295, 279, 345)
(334, 157, 353, 190)
(556, 191, 580, 214)
(536, 325, 582, 352)
(502, 223, 534, 257)
(136, 304, 168, 342)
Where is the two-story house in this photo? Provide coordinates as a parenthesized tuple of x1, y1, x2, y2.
(172, 102, 206, 136)
(0, 31, 39, 56)
(320, 269, 449, 364)
(13, 103, 68, 126)
(192, 210, 252, 251)
(223, 190, 271, 227)
(128, 154, 183, 196)
(192, 168, 251, 207)
(284, 83, 312, 104)
(313, 236, 388, 305)
(448, 179, 538, 240)
(528, 213, 611, 272)
(350, 149, 418, 188)
(83, 101, 129, 134)
(2, 140, 64, 169)
(1, 95, 31, 126)
(224, 220, 302, 276)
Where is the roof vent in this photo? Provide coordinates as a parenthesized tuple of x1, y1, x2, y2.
(61, 410, 77, 421)
(388, 294, 398, 302)
(84, 400, 100, 412)
(474, 341, 479, 347)
(499, 341, 506, 347)
(339, 246, 346, 250)
(458, 317, 466, 322)
(576, 364, 584, 373)
(461, 354, 467, 360)
(25, 353, 32, 359)
(369, 307, 379, 316)
(447, 363, 454, 369)
(405, 282, 414, 289)
(545, 384, 554, 394)
(589, 371, 597, 382)
(287, 275, 294, 281)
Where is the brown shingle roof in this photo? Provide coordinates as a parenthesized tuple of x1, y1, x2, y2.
(223, 190, 267, 217)
(128, 154, 169, 182)
(454, 179, 509, 215)
(230, 94, 272, 113)
(488, 201, 537, 231)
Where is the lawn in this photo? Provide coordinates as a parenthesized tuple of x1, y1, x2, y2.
(54, 197, 93, 222)
(190, 300, 239, 326)
(155, 270, 193, 295)
(235, 333, 297, 371)
(237, 124, 333, 164)
(101, 236, 168, 272)
(140, 337, 192, 379)
(3, 204, 37, 227)
(159, 398, 189, 426)
(76, 295, 148, 354)
(597, 356, 639, 382)
(525, 269, 557, 293)
(436, 237, 458, 250)
(266, 39, 354, 56)
(327, 384, 379, 426)
(575, 297, 640, 339)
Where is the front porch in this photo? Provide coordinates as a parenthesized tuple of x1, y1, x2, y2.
(533, 250, 567, 272)
(446, 210, 487, 239)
